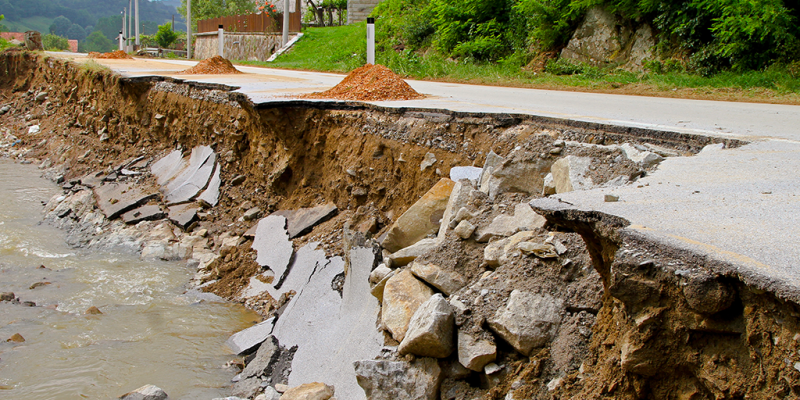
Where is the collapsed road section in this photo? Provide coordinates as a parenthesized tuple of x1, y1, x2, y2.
(2, 50, 799, 400)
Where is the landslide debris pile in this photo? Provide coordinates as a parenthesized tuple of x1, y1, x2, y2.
(88, 50, 134, 60)
(302, 64, 424, 101)
(178, 55, 242, 74)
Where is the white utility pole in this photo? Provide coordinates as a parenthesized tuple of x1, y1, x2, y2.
(282, 0, 289, 46)
(135, 0, 140, 46)
(128, 0, 133, 48)
(187, 0, 192, 59)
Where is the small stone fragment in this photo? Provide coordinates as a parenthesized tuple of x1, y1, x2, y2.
(518, 242, 558, 259)
(457, 330, 496, 371)
(453, 220, 476, 240)
(85, 306, 103, 315)
(242, 207, 262, 221)
(118, 384, 168, 400)
(231, 175, 246, 186)
(604, 194, 620, 202)
(280, 382, 335, 400)
(410, 262, 466, 296)
(398, 294, 455, 358)
(420, 152, 437, 171)
(7, 333, 25, 343)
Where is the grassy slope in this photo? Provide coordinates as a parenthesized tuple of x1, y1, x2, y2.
(240, 25, 800, 105)
(3, 16, 55, 34)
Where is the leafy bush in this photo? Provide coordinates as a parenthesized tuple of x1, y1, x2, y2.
(43, 34, 70, 51)
(155, 23, 178, 48)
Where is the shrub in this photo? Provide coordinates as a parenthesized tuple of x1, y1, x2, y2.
(545, 57, 584, 75)
(43, 34, 70, 51)
(155, 23, 179, 48)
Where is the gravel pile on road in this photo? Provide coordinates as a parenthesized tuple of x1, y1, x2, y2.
(88, 50, 134, 59)
(178, 56, 242, 74)
(303, 64, 424, 101)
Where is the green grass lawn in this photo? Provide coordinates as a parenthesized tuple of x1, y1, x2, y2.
(238, 24, 800, 104)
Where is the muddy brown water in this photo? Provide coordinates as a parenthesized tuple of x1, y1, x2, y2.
(0, 160, 259, 399)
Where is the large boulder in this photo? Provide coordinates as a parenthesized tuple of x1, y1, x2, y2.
(489, 290, 565, 356)
(398, 294, 455, 358)
(381, 269, 434, 342)
(354, 358, 442, 400)
(479, 151, 551, 200)
(381, 179, 455, 253)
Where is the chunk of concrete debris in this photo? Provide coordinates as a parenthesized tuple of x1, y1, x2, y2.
(281, 382, 335, 400)
(196, 162, 221, 207)
(261, 243, 324, 303)
(233, 335, 295, 398)
(150, 149, 184, 186)
(240, 335, 287, 380)
(354, 358, 442, 400)
(80, 171, 105, 188)
(449, 166, 482, 184)
(457, 330, 496, 371)
(253, 215, 293, 280)
(168, 203, 199, 230)
(161, 146, 217, 204)
(382, 269, 435, 342)
(480, 150, 551, 200)
(453, 220, 476, 239)
(261, 387, 282, 400)
(398, 294, 455, 358)
(118, 384, 168, 400)
(388, 238, 440, 267)
(420, 152, 437, 171)
(410, 262, 466, 296)
(619, 143, 664, 168)
(381, 178, 455, 253)
(94, 183, 159, 220)
(550, 156, 593, 194)
(271, 203, 338, 239)
(121, 205, 165, 224)
(489, 290, 565, 356)
(474, 203, 546, 242)
(226, 318, 277, 355)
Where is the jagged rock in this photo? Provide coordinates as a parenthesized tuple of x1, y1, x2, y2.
(388, 238, 440, 267)
(437, 180, 473, 240)
(226, 318, 276, 355)
(271, 203, 338, 239)
(682, 277, 735, 315)
(354, 358, 442, 400)
(381, 179, 455, 253)
(261, 387, 281, 400)
(121, 205, 165, 224)
(231, 377, 263, 399)
(196, 162, 221, 206)
(261, 243, 324, 303)
(449, 166, 482, 184)
(420, 152, 437, 171)
(93, 183, 159, 220)
(410, 262, 466, 296)
(168, 203, 199, 230)
(253, 215, 293, 280)
(478, 151, 503, 192)
(483, 231, 537, 267)
(518, 242, 558, 259)
(118, 384, 168, 400)
(550, 156, 593, 193)
(489, 290, 565, 356)
(543, 173, 556, 195)
(240, 335, 293, 383)
(457, 330, 496, 371)
(34, 92, 47, 103)
(370, 269, 397, 303)
(475, 203, 547, 242)
(453, 220, 476, 239)
(382, 269, 435, 342)
(369, 264, 392, 285)
(80, 171, 105, 188)
(398, 294, 455, 358)
(24, 31, 42, 51)
(281, 382, 335, 400)
(479, 150, 550, 200)
(0, 292, 15, 301)
(243, 207, 262, 221)
(619, 143, 664, 168)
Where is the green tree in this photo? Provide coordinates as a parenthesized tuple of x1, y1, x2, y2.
(80, 30, 115, 53)
(43, 33, 70, 50)
(94, 15, 123, 42)
(49, 15, 73, 36)
(67, 24, 87, 40)
(178, 0, 255, 28)
(154, 22, 178, 48)
(0, 14, 6, 32)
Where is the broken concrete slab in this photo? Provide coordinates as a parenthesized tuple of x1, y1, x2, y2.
(271, 203, 338, 239)
(382, 269, 435, 342)
(121, 205, 165, 224)
(93, 183, 159, 220)
(226, 317, 276, 355)
(353, 358, 442, 400)
(265, 242, 324, 302)
(196, 162, 221, 207)
(253, 215, 293, 281)
(410, 262, 466, 296)
(551, 156, 593, 193)
(163, 150, 217, 205)
(398, 294, 455, 358)
(388, 238, 440, 267)
(381, 178, 455, 253)
(489, 290, 565, 356)
(475, 203, 547, 242)
(457, 330, 496, 372)
(167, 203, 199, 230)
(150, 149, 184, 186)
(619, 143, 664, 168)
(449, 166, 482, 184)
(80, 171, 105, 188)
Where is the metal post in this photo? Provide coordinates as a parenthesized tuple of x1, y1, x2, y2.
(128, 0, 132, 46)
(218, 25, 224, 57)
(118, 31, 124, 51)
(187, 0, 192, 59)
(135, 0, 140, 46)
(282, 0, 289, 46)
(367, 17, 375, 65)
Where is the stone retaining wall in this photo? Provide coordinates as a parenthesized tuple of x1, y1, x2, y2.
(347, 0, 383, 24)
(194, 32, 286, 61)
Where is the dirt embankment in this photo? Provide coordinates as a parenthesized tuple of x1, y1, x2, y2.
(1, 51, 795, 400)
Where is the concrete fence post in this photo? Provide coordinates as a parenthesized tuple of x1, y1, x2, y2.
(367, 17, 375, 65)
(119, 31, 124, 51)
(218, 25, 224, 57)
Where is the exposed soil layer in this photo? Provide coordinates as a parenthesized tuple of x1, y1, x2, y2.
(3, 51, 792, 400)
(179, 55, 242, 74)
(301, 64, 424, 101)
(88, 50, 134, 60)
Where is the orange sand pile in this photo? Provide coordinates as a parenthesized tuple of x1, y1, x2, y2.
(178, 56, 242, 74)
(303, 64, 424, 101)
(88, 50, 134, 59)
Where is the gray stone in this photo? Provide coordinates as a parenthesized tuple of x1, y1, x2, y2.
(457, 330, 496, 371)
(226, 318, 276, 355)
(159, 146, 216, 204)
(398, 294, 455, 358)
(353, 358, 442, 400)
(489, 290, 565, 356)
(121, 205, 164, 224)
(240, 335, 290, 382)
(93, 183, 159, 220)
(410, 262, 466, 296)
(118, 384, 168, 400)
(231, 377, 263, 399)
(475, 203, 547, 242)
(619, 143, 664, 168)
(542, 173, 556, 196)
(437, 180, 473, 240)
(168, 203, 199, 230)
(151, 150, 184, 186)
(382, 269, 435, 342)
(271, 203, 338, 239)
(478, 151, 504, 192)
(480, 150, 551, 200)
(420, 152, 437, 171)
(243, 207, 262, 221)
(388, 238, 440, 267)
(253, 215, 293, 281)
(262, 387, 281, 400)
(453, 220, 476, 240)
(550, 156, 593, 194)
(197, 162, 221, 207)
(449, 166, 482, 184)
(381, 179, 455, 253)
